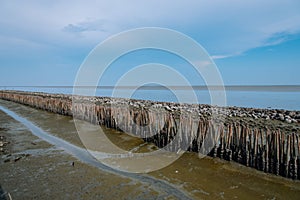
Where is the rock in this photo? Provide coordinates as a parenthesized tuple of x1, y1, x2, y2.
(164, 106, 172, 111)
(14, 156, 22, 162)
(171, 106, 177, 111)
(240, 113, 246, 118)
(285, 118, 292, 123)
(153, 104, 162, 108)
(289, 111, 296, 117)
(278, 114, 285, 121)
(291, 119, 297, 123)
(0, 141, 7, 147)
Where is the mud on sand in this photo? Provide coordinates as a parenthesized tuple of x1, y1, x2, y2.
(1, 100, 300, 200)
(0, 110, 171, 200)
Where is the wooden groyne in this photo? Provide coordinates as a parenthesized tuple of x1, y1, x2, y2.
(0, 90, 299, 180)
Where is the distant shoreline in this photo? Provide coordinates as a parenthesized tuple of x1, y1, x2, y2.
(1, 87, 300, 110)
(1, 85, 300, 92)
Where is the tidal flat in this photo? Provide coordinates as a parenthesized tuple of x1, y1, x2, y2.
(0, 100, 300, 199)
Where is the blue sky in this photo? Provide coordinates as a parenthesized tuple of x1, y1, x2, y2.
(0, 0, 300, 86)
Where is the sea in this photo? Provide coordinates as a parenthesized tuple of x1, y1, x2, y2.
(1, 85, 300, 111)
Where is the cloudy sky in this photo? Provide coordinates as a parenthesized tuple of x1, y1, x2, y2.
(0, 0, 300, 86)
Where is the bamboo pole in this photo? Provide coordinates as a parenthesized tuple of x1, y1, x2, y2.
(1, 91, 300, 180)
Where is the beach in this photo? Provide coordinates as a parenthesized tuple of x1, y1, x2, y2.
(1, 90, 300, 177)
(0, 101, 189, 200)
(1, 94, 300, 199)
(1, 1, 300, 199)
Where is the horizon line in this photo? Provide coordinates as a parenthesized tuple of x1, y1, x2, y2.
(1, 85, 300, 87)
(1, 85, 300, 92)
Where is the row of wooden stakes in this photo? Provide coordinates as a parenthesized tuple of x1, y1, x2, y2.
(0, 91, 299, 180)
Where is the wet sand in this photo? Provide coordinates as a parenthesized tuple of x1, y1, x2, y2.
(1, 100, 300, 199)
(0, 103, 180, 199)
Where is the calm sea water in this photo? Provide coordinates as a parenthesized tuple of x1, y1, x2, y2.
(1, 86, 300, 111)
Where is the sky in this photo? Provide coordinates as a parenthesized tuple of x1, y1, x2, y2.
(0, 0, 300, 86)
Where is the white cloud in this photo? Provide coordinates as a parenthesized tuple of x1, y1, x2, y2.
(0, 0, 299, 58)
(211, 55, 235, 60)
(62, 20, 107, 33)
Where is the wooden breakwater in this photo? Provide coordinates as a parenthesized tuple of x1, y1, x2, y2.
(0, 90, 299, 180)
